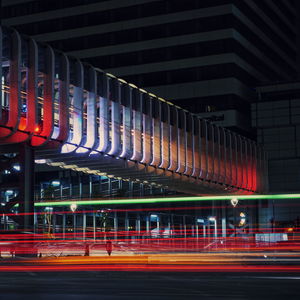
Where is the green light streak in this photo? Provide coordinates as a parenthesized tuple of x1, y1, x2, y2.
(33, 193, 300, 207)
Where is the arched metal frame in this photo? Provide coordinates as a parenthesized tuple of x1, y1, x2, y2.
(0, 26, 268, 194)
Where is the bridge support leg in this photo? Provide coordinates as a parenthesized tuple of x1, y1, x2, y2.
(18, 143, 35, 232)
(114, 211, 118, 240)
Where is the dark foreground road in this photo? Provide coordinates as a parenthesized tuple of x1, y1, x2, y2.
(0, 271, 299, 300)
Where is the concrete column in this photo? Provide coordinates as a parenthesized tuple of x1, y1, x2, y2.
(98, 176, 102, 195)
(62, 214, 66, 240)
(136, 214, 141, 236)
(40, 183, 43, 199)
(19, 143, 34, 231)
(171, 214, 174, 237)
(222, 218, 226, 237)
(89, 175, 92, 198)
(157, 215, 160, 238)
(146, 215, 150, 235)
(129, 181, 133, 197)
(114, 211, 118, 240)
(52, 213, 56, 234)
(108, 178, 112, 196)
(60, 181, 63, 199)
(168, 215, 171, 238)
(125, 212, 129, 232)
(69, 178, 73, 197)
(183, 215, 187, 238)
(213, 220, 217, 237)
(83, 213, 86, 240)
(73, 213, 76, 239)
(93, 212, 96, 240)
(79, 174, 82, 198)
(140, 183, 144, 197)
(34, 211, 38, 233)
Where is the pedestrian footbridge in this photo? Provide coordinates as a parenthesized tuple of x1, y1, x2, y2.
(0, 26, 267, 194)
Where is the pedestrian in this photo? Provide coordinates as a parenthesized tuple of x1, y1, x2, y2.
(84, 243, 90, 256)
(106, 240, 112, 256)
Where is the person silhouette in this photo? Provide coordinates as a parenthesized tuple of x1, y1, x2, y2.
(106, 240, 112, 256)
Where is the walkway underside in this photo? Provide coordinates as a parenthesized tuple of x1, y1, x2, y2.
(36, 149, 249, 195)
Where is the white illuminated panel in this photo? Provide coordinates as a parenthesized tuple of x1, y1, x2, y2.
(192, 116, 200, 178)
(80, 67, 97, 152)
(159, 103, 170, 169)
(131, 91, 142, 161)
(184, 113, 193, 176)
(150, 97, 161, 167)
(168, 107, 178, 172)
(61, 60, 84, 154)
(120, 84, 132, 159)
(141, 94, 152, 164)
(199, 119, 208, 180)
(176, 110, 186, 174)
(108, 78, 121, 156)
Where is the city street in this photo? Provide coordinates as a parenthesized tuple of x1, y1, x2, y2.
(0, 270, 299, 300)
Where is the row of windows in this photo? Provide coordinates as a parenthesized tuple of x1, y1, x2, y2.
(7, 11, 296, 82)
(48, 14, 233, 52)
(9, 0, 231, 35)
(232, 17, 296, 78)
(272, 0, 296, 23)
(233, 0, 296, 59)
(254, 0, 296, 39)
(120, 63, 257, 90)
(2, 0, 110, 18)
(44, 15, 296, 80)
(85, 38, 283, 84)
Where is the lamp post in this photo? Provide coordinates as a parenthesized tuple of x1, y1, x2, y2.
(70, 203, 77, 239)
(231, 198, 238, 238)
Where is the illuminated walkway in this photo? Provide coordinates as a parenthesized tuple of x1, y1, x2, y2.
(0, 26, 267, 194)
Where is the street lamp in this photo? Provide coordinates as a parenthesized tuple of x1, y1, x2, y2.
(70, 203, 77, 239)
(231, 198, 238, 238)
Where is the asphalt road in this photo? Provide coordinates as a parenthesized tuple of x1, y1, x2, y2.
(0, 271, 299, 300)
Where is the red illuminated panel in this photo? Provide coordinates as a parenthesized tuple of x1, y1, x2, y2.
(31, 46, 54, 147)
(3, 39, 39, 144)
(0, 30, 21, 139)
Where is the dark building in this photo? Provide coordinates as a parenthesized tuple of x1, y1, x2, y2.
(2, 0, 298, 137)
(1, 0, 300, 193)
(253, 81, 300, 192)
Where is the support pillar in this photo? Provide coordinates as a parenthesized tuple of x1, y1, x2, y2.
(89, 175, 92, 198)
(222, 218, 226, 237)
(98, 176, 102, 195)
(52, 213, 56, 235)
(129, 182, 133, 197)
(183, 215, 187, 238)
(146, 215, 150, 235)
(78, 174, 82, 198)
(19, 143, 35, 231)
(136, 214, 141, 237)
(93, 211, 96, 240)
(62, 214, 66, 239)
(83, 212, 86, 240)
(108, 177, 112, 196)
(114, 211, 118, 240)
(73, 213, 76, 239)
